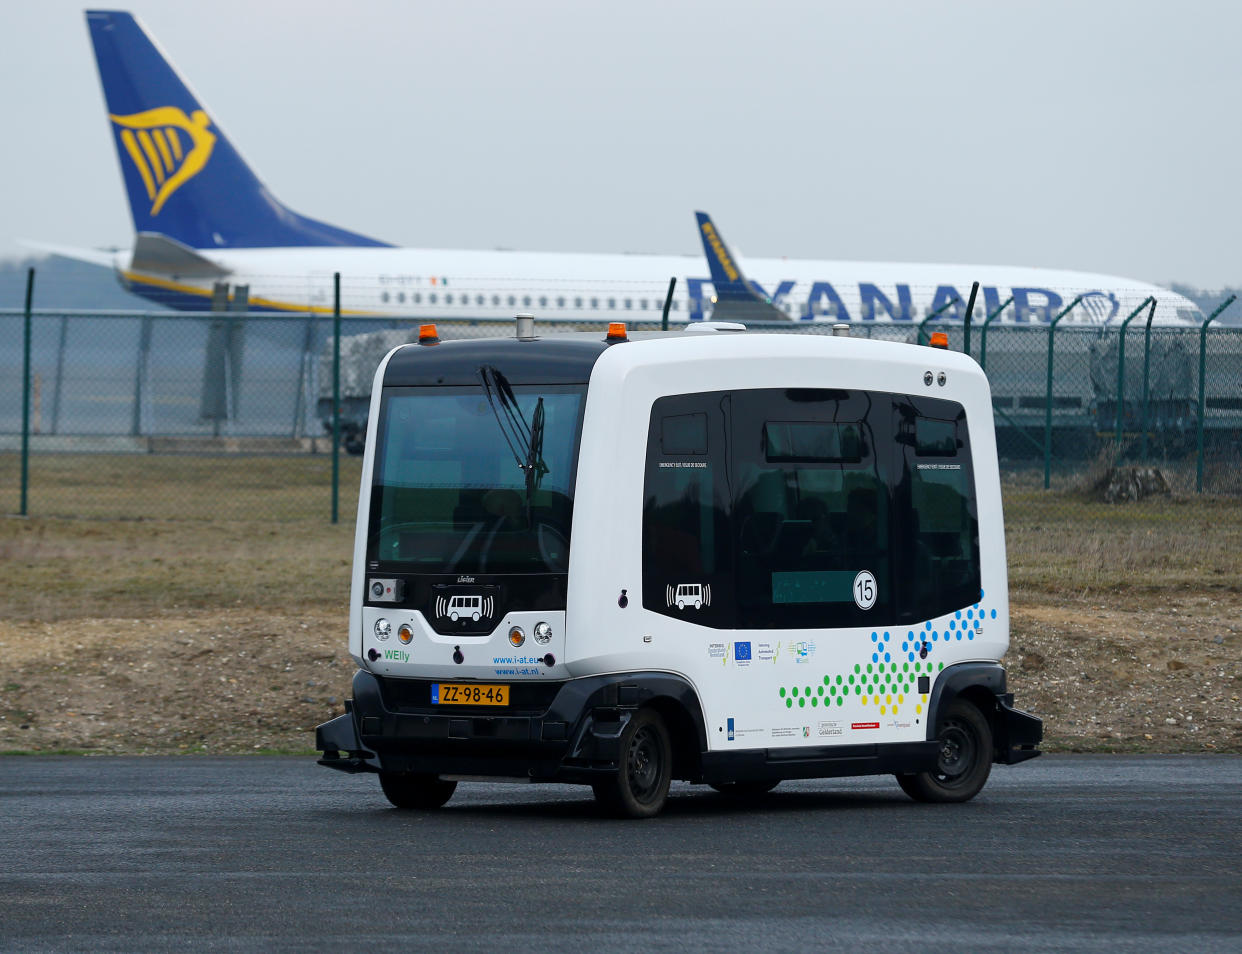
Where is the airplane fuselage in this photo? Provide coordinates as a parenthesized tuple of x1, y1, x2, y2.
(116, 245, 1195, 325)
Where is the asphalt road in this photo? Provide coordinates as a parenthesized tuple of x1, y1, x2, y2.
(1, 754, 1240, 953)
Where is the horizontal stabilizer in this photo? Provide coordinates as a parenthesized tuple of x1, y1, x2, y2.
(16, 239, 123, 269)
(131, 232, 230, 277)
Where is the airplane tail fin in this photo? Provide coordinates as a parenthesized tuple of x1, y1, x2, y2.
(86, 10, 389, 250)
(694, 211, 789, 321)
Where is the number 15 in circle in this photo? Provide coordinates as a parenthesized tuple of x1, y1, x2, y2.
(853, 570, 876, 610)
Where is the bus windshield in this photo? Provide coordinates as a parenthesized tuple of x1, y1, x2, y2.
(369, 384, 585, 574)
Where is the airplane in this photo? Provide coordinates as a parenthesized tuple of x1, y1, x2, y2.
(26, 10, 1201, 328)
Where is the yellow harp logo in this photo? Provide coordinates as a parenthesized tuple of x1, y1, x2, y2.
(110, 107, 217, 216)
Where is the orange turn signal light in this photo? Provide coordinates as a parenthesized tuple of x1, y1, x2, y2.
(418, 323, 440, 345)
(606, 322, 628, 342)
(929, 331, 949, 349)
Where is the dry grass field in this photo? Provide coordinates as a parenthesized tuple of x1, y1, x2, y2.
(1, 453, 1240, 756)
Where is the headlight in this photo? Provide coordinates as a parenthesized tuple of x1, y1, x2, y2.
(508, 626, 525, 647)
(533, 621, 552, 644)
(374, 618, 391, 639)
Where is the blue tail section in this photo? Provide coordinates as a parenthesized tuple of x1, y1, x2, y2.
(693, 211, 789, 321)
(695, 211, 753, 302)
(86, 10, 390, 250)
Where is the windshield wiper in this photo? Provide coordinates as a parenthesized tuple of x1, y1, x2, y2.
(526, 396, 547, 495)
(478, 366, 527, 475)
(478, 366, 549, 498)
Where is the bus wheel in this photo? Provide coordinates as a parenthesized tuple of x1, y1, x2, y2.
(897, 699, 992, 803)
(709, 780, 779, 799)
(592, 709, 672, 819)
(379, 772, 457, 810)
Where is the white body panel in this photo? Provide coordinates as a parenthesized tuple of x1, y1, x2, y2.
(360, 607, 568, 681)
(565, 334, 1007, 752)
(347, 344, 400, 667)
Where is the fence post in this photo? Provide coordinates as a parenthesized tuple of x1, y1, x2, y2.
(962, 281, 979, 358)
(226, 285, 249, 422)
(20, 268, 34, 516)
(50, 314, 68, 435)
(1043, 295, 1083, 489)
(1139, 298, 1157, 461)
(1197, 294, 1237, 492)
(331, 273, 341, 525)
(661, 276, 676, 331)
(292, 312, 315, 438)
(978, 295, 1012, 372)
(131, 314, 153, 436)
(1113, 297, 1153, 454)
(203, 282, 230, 436)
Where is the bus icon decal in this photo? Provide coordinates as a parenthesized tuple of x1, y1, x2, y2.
(666, 582, 711, 611)
(435, 593, 494, 622)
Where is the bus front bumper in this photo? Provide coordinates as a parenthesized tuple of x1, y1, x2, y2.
(316, 669, 689, 784)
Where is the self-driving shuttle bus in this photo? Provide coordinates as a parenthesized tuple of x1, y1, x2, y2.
(317, 318, 1042, 817)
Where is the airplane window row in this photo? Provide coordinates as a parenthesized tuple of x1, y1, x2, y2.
(377, 290, 682, 311)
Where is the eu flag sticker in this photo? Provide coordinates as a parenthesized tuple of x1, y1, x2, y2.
(734, 641, 752, 661)
(727, 718, 736, 741)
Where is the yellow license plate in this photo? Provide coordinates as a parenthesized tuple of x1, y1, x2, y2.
(432, 683, 509, 706)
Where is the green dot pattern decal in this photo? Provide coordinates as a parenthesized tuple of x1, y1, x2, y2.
(772, 592, 997, 721)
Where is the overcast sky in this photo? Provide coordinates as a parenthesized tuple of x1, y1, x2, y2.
(4, 0, 1239, 288)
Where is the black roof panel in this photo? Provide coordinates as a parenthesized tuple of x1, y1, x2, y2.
(382, 335, 613, 388)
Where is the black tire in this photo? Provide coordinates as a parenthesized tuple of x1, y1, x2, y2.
(709, 780, 780, 799)
(379, 771, 457, 810)
(592, 709, 672, 819)
(897, 699, 993, 803)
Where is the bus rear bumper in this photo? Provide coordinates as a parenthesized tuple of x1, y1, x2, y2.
(997, 693, 1043, 765)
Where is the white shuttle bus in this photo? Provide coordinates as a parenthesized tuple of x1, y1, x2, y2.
(317, 318, 1042, 817)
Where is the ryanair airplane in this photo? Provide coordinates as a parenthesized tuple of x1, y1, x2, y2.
(32, 10, 1198, 325)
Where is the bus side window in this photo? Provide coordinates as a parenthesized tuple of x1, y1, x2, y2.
(894, 399, 980, 620)
(731, 388, 892, 629)
(642, 394, 733, 627)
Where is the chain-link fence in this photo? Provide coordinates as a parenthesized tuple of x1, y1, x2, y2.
(3, 274, 1239, 522)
